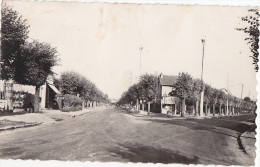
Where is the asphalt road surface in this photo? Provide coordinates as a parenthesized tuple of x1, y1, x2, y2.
(0, 107, 255, 165)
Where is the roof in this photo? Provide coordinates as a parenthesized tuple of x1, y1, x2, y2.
(159, 75, 177, 86)
(47, 82, 61, 94)
(220, 88, 233, 96)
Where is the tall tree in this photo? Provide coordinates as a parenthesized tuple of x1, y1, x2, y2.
(139, 74, 158, 114)
(237, 9, 259, 72)
(217, 90, 225, 115)
(204, 84, 212, 116)
(1, 5, 29, 79)
(172, 72, 193, 117)
(190, 79, 203, 117)
(14, 40, 58, 112)
(210, 88, 219, 116)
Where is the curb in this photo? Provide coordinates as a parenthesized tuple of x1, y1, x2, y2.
(237, 124, 256, 155)
(0, 122, 42, 132)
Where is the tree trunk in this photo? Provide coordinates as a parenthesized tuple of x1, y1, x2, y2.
(148, 102, 151, 115)
(136, 99, 139, 110)
(219, 104, 221, 115)
(205, 103, 208, 116)
(82, 100, 85, 110)
(195, 100, 199, 117)
(181, 98, 185, 117)
(213, 104, 216, 116)
(34, 86, 40, 113)
(142, 103, 145, 111)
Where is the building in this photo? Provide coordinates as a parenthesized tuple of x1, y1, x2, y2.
(0, 76, 61, 111)
(157, 74, 178, 114)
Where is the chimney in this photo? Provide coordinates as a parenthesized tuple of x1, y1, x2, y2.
(160, 73, 163, 79)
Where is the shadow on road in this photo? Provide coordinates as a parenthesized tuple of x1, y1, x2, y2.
(0, 110, 28, 117)
(145, 117, 253, 133)
(107, 142, 199, 164)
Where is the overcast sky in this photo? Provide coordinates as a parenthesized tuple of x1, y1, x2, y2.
(5, 0, 258, 100)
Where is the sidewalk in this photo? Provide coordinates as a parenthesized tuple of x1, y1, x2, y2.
(0, 106, 105, 131)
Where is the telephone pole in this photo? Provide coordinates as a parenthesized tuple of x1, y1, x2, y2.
(200, 39, 206, 117)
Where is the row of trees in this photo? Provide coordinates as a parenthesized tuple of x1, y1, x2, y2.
(118, 72, 256, 117)
(171, 72, 256, 117)
(1, 5, 59, 112)
(54, 71, 110, 106)
(118, 74, 158, 115)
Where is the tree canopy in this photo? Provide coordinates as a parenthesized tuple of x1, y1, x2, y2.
(55, 71, 109, 103)
(14, 40, 59, 87)
(1, 5, 30, 79)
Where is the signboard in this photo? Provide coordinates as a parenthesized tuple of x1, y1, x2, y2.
(162, 96, 175, 104)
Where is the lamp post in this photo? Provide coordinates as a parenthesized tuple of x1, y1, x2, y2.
(200, 39, 206, 116)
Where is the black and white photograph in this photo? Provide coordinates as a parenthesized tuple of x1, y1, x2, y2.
(0, 0, 259, 166)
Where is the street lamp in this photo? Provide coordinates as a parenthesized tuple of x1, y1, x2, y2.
(200, 39, 206, 116)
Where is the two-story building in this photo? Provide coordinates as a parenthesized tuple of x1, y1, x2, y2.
(157, 74, 179, 114)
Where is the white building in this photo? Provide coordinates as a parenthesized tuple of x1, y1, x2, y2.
(0, 76, 61, 111)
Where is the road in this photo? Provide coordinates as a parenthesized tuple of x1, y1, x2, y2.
(0, 107, 255, 165)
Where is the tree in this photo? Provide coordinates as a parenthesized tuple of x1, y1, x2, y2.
(244, 96, 251, 102)
(210, 88, 219, 116)
(14, 40, 59, 112)
(204, 84, 213, 116)
(56, 71, 109, 107)
(1, 5, 29, 79)
(217, 90, 225, 115)
(237, 9, 259, 72)
(172, 72, 193, 117)
(190, 79, 203, 117)
(139, 74, 158, 115)
(227, 95, 235, 115)
(234, 97, 241, 114)
(58, 71, 86, 95)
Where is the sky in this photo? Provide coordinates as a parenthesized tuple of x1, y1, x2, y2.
(4, 0, 258, 100)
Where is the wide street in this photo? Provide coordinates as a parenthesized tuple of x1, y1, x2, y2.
(0, 107, 255, 165)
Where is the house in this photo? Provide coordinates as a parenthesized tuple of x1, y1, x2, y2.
(157, 74, 178, 114)
(0, 76, 61, 111)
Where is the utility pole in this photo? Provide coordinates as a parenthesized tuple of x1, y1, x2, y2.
(200, 39, 206, 117)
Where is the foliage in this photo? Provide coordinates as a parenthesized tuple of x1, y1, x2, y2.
(243, 96, 251, 102)
(190, 79, 203, 102)
(139, 74, 158, 102)
(55, 71, 109, 103)
(63, 94, 83, 107)
(14, 40, 59, 87)
(204, 84, 213, 105)
(217, 90, 226, 105)
(172, 72, 193, 100)
(1, 5, 29, 79)
(118, 74, 158, 105)
(237, 9, 259, 72)
(210, 88, 219, 105)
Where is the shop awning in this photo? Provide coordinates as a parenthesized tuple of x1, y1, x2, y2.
(48, 83, 61, 94)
